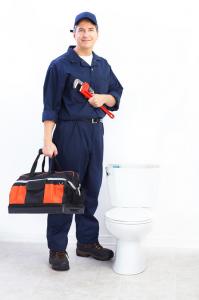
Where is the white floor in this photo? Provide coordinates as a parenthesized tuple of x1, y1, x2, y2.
(0, 242, 199, 300)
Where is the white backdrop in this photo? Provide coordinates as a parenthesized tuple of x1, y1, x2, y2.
(0, 0, 199, 248)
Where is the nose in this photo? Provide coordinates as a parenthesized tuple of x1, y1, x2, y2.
(82, 31, 89, 38)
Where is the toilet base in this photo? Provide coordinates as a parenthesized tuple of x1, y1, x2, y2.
(113, 239, 146, 275)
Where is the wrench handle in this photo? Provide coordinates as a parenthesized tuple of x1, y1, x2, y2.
(100, 105, 115, 119)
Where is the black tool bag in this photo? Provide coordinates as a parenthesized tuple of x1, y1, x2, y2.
(8, 149, 85, 214)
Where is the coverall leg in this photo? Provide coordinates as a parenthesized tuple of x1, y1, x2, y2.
(47, 120, 104, 251)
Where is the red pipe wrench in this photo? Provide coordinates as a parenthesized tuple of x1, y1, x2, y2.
(73, 79, 115, 119)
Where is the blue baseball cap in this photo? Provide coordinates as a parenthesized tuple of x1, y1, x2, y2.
(70, 12, 98, 32)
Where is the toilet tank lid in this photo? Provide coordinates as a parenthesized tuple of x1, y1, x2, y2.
(106, 207, 153, 223)
(106, 163, 160, 169)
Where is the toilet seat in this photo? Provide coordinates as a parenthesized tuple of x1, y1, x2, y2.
(105, 207, 152, 224)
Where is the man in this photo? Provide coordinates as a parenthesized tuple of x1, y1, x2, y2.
(42, 12, 123, 271)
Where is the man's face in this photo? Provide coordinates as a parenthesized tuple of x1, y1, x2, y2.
(73, 20, 98, 51)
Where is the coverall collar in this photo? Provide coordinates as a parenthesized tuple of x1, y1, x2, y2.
(66, 45, 102, 66)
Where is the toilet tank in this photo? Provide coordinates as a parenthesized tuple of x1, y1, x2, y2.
(105, 164, 159, 208)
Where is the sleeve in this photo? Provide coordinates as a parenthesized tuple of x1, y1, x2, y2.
(42, 62, 65, 122)
(107, 66, 123, 111)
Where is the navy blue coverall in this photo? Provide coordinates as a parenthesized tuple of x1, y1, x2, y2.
(42, 45, 123, 251)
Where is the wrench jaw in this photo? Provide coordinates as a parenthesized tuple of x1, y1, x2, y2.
(73, 79, 83, 91)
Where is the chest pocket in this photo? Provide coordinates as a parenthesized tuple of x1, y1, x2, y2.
(94, 79, 109, 94)
(92, 68, 110, 93)
(64, 73, 87, 104)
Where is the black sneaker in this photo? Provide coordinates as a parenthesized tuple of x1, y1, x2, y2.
(49, 250, 70, 271)
(76, 242, 114, 261)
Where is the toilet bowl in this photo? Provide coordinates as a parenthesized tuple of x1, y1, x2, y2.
(105, 164, 159, 275)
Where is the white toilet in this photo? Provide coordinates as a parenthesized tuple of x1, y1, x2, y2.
(105, 164, 159, 275)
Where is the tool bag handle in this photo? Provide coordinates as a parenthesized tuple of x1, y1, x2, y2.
(29, 149, 62, 177)
(42, 155, 62, 173)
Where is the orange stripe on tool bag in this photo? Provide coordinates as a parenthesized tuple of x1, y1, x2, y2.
(9, 185, 26, 204)
(43, 183, 64, 204)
